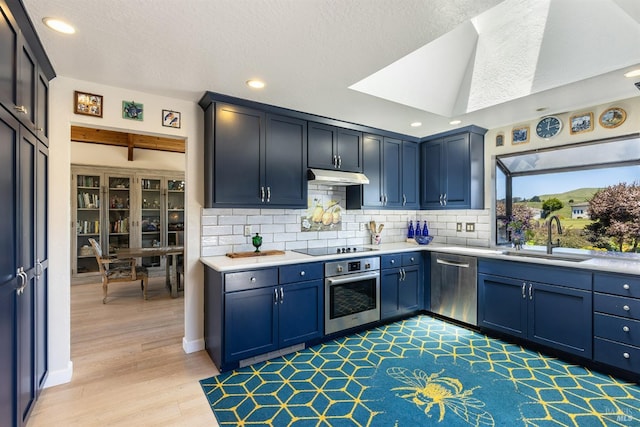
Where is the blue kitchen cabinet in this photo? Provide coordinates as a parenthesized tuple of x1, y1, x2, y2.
(308, 122, 362, 173)
(380, 253, 422, 321)
(207, 263, 323, 371)
(593, 272, 640, 375)
(204, 102, 307, 208)
(478, 259, 593, 359)
(346, 137, 418, 209)
(420, 126, 485, 210)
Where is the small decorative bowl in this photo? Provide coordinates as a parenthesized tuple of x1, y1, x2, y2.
(414, 235, 434, 245)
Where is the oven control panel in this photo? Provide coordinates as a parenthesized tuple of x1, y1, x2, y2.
(325, 256, 380, 277)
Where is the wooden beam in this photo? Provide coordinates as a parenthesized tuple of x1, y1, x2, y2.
(127, 134, 134, 161)
(70, 126, 186, 154)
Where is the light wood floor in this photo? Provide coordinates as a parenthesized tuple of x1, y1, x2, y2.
(27, 277, 220, 427)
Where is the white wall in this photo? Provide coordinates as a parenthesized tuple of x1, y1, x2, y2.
(47, 76, 204, 387)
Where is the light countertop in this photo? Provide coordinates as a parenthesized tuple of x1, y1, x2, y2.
(201, 242, 640, 275)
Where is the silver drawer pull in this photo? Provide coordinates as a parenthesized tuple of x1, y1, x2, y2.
(623, 326, 630, 332)
(623, 305, 630, 311)
(300, 271, 305, 276)
(410, 257, 415, 262)
(390, 260, 395, 264)
(623, 283, 630, 290)
(250, 277, 256, 282)
(623, 352, 630, 359)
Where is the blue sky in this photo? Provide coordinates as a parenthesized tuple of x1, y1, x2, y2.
(504, 165, 640, 199)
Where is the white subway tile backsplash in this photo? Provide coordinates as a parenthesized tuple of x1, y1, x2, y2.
(201, 206, 491, 255)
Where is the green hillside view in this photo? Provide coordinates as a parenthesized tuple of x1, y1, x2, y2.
(515, 187, 600, 220)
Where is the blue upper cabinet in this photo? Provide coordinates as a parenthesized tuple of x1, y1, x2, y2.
(420, 126, 486, 210)
(204, 102, 307, 208)
(346, 136, 419, 210)
(307, 122, 362, 173)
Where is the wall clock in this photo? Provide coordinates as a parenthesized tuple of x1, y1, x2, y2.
(535, 116, 562, 139)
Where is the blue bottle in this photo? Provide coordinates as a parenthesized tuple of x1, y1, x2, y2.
(407, 220, 415, 238)
(422, 221, 429, 236)
(415, 220, 421, 237)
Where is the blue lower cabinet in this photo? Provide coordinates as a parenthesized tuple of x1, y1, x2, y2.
(219, 265, 323, 369)
(478, 260, 592, 359)
(380, 252, 421, 321)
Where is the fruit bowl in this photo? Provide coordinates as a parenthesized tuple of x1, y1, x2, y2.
(414, 235, 434, 245)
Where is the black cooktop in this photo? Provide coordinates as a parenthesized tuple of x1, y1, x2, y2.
(292, 246, 378, 257)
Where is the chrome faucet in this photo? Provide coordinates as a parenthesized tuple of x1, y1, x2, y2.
(546, 215, 563, 254)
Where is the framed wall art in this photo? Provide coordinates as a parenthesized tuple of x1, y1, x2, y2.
(569, 112, 593, 134)
(162, 110, 181, 128)
(599, 107, 626, 129)
(74, 91, 103, 117)
(122, 101, 143, 121)
(511, 126, 529, 145)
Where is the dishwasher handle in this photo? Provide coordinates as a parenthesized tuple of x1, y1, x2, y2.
(435, 258, 470, 268)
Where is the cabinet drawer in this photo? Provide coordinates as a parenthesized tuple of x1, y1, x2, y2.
(594, 293, 640, 321)
(594, 273, 640, 298)
(594, 313, 640, 347)
(594, 337, 640, 373)
(225, 268, 278, 292)
(381, 254, 402, 269)
(279, 263, 323, 284)
(402, 252, 420, 266)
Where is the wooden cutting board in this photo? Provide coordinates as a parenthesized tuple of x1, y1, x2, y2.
(226, 250, 286, 258)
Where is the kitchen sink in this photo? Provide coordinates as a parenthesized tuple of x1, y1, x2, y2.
(501, 250, 592, 263)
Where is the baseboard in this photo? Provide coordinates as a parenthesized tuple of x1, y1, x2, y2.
(183, 336, 205, 354)
(44, 360, 73, 388)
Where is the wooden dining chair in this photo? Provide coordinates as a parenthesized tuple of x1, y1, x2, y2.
(88, 238, 149, 303)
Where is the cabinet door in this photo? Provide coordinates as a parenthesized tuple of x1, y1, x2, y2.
(138, 177, 161, 266)
(401, 141, 419, 208)
(382, 137, 402, 207)
(0, 1, 18, 111)
(265, 115, 307, 207)
(336, 128, 362, 172)
(279, 280, 323, 347)
(15, 33, 36, 130)
(214, 103, 263, 206)
(307, 122, 336, 170)
(107, 174, 132, 257)
(35, 141, 48, 394)
(399, 266, 421, 314)
(224, 287, 278, 362)
(380, 268, 401, 320)
(478, 273, 527, 339)
(361, 134, 383, 207)
(166, 178, 184, 246)
(528, 282, 592, 358)
(35, 70, 48, 144)
(421, 140, 443, 209)
(73, 171, 102, 275)
(442, 133, 470, 208)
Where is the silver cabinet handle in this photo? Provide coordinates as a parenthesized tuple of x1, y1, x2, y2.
(332, 155, 337, 168)
(402, 268, 406, 281)
(623, 326, 630, 332)
(402, 194, 406, 206)
(266, 186, 271, 203)
(623, 352, 630, 359)
(274, 288, 278, 304)
(443, 193, 447, 206)
(279, 287, 284, 303)
(36, 259, 43, 279)
(260, 186, 265, 203)
(439, 194, 443, 206)
(16, 267, 27, 295)
(15, 105, 28, 114)
(623, 284, 630, 290)
(522, 283, 526, 299)
(528, 283, 533, 300)
(337, 155, 342, 169)
(623, 305, 630, 311)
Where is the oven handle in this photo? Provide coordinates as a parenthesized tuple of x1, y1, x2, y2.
(326, 271, 380, 285)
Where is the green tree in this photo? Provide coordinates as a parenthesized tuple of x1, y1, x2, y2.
(530, 195, 541, 202)
(541, 198, 563, 218)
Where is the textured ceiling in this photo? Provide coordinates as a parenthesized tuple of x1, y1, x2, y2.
(22, 0, 640, 137)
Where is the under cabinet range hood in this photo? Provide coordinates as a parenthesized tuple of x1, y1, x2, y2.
(307, 168, 369, 186)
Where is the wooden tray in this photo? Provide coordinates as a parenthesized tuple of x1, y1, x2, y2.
(226, 250, 286, 258)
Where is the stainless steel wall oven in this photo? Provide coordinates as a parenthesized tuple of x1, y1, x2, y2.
(324, 256, 380, 335)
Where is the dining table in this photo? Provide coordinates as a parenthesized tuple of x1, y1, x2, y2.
(116, 245, 184, 297)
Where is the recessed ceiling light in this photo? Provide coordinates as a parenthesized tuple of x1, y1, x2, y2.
(449, 119, 462, 125)
(624, 69, 640, 78)
(42, 17, 75, 34)
(410, 122, 422, 127)
(246, 79, 265, 89)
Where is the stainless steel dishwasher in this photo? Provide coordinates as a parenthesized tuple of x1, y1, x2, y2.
(430, 253, 478, 326)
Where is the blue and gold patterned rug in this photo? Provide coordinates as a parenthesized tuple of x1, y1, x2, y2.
(200, 315, 640, 426)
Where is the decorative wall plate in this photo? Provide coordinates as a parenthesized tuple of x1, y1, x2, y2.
(599, 107, 626, 129)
